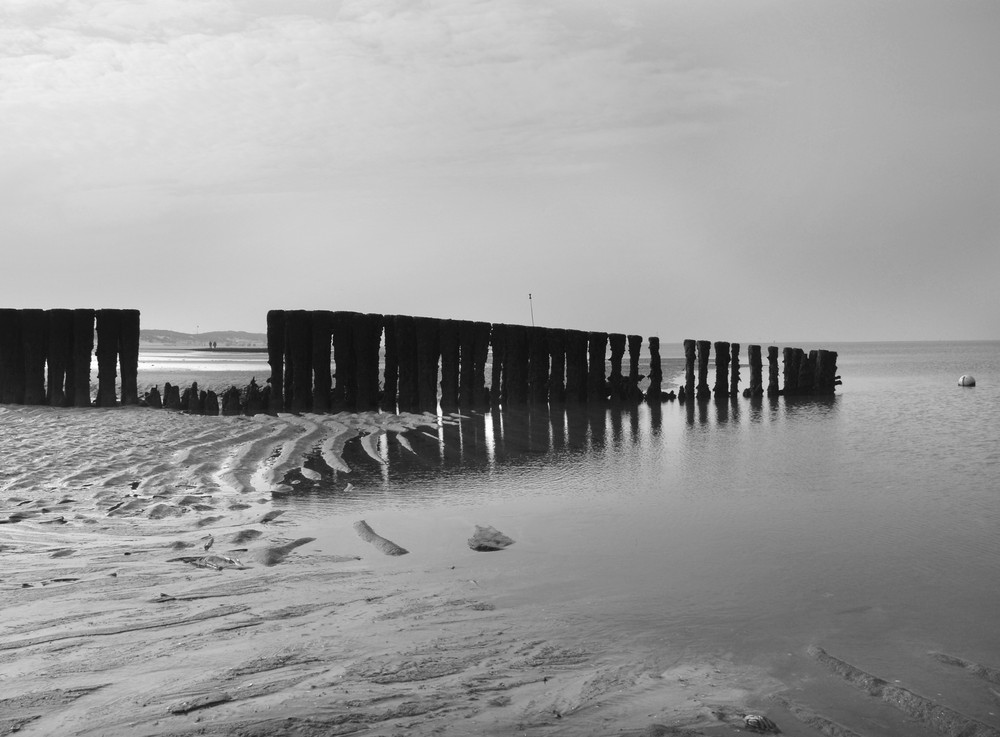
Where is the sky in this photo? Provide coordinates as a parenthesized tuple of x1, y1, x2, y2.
(2, 0, 998, 343)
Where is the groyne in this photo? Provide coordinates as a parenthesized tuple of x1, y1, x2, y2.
(0, 308, 139, 407)
(0, 307, 840, 415)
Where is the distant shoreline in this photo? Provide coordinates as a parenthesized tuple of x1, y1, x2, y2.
(139, 345, 268, 353)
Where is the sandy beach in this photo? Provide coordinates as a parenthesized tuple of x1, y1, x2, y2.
(0, 406, 794, 737)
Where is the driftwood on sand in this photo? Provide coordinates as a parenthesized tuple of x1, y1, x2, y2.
(353, 520, 409, 556)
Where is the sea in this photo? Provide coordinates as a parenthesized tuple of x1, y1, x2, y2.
(14, 340, 1000, 728)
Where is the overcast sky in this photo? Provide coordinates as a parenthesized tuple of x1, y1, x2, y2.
(2, 0, 998, 342)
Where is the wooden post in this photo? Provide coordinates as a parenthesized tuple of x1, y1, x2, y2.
(489, 323, 507, 408)
(414, 316, 440, 413)
(548, 328, 566, 404)
(245, 378, 264, 416)
(729, 342, 740, 398)
(311, 310, 333, 413)
(204, 389, 220, 416)
(69, 309, 94, 407)
(645, 337, 662, 403)
(286, 310, 313, 412)
(528, 327, 549, 405)
(439, 319, 460, 410)
(746, 345, 763, 397)
(683, 339, 696, 402)
(626, 334, 643, 402)
(95, 309, 120, 407)
(163, 382, 182, 410)
(504, 324, 530, 405)
(331, 311, 358, 410)
(394, 315, 418, 412)
(355, 313, 383, 411)
(608, 333, 626, 401)
(564, 329, 588, 403)
(383, 315, 400, 411)
(782, 347, 800, 396)
(815, 349, 840, 394)
(696, 340, 712, 400)
(456, 320, 474, 407)
(587, 332, 608, 402)
(46, 309, 73, 407)
(119, 309, 140, 405)
(0, 309, 24, 404)
(471, 321, 491, 408)
(767, 346, 780, 396)
(713, 341, 730, 398)
(266, 310, 285, 413)
(21, 309, 48, 405)
(798, 349, 817, 395)
(221, 387, 241, 415)
(146, 386, 162, 409)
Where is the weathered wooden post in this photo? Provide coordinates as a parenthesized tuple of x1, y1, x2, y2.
(266, 310, 286, 413)
(528, 327, 549, 405)
(21, 309, 48, 405)
(815, 349, 840, 394)
(587, 332, 608, 401)
(471, 321, 491, 408)
(767, 346, 780, 396)
(504, 324, 530, 406)
(414, 316, 440, 412)
(0, 309, 24, 404)
(439, 319, 460, 410)
(245, 378, 265, 416)
(204, 390, 220, 416)
(383, 315, 400, 411)
(311, 310, 333, 413)
(489, 323, 507, 408)
(355, 313, 383, 411)
(564, 329, 588, 403)
(696, 340, 712, 400)
(45, 309, 73, 407)
(163, 382, 182, 410)
(394, 315, 418, 412)
(456, 320, 474, 407)
(782, 347, 800, 396)
(712, 341, 730, 399)
(729, 342, 740, 398)
(286, 310, 313, 412)
(608, 333, 626, 401)
(119, 309, 140, 405)
(548, 328, 566, 404)
(94, 309, 120, 407)
(679, 339, 694, 402)
(331, 311, 358, 410)
(145, 386, 162, 409)
(221, 386, 241, 415)
(645, 337, 662, 403)
(798, 349, 817, 395)
(626, 334, 643, 402)
(745, 345, 763, 397)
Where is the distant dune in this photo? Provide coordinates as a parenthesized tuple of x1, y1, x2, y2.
(140, 329, 266, 348)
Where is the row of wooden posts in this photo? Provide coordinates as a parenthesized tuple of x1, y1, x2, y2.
(0, 307, 840, 414)
(0, 308, 140, 407)
(262, 310, 838, 416)
(264, 310, 665, 415)
(678, 339, 840, 401)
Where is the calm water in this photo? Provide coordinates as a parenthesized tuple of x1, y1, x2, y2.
(138, 341, 1000, 704)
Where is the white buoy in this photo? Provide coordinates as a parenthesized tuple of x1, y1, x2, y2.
(958, 375, 976, 387)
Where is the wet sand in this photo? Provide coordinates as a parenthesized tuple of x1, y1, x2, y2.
(0, 406, 789, 736)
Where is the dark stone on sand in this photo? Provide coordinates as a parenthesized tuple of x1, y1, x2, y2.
(468, 525, 515, 552)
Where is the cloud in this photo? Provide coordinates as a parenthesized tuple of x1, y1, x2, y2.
(0, 0, 772, 205)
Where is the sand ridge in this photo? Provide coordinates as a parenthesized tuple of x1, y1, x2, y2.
(0, 405, 783, 736)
